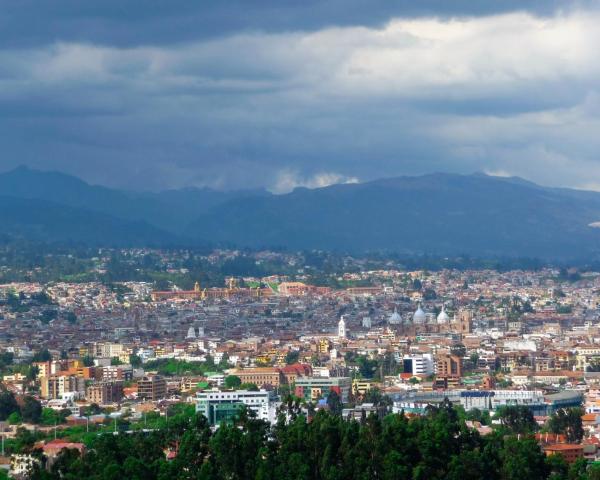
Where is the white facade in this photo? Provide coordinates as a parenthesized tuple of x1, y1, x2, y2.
(503, 340, 537, 352)
(338, 316, 347, 339)
(196, 389, 277, 423)
(403, 354, 434, 375)
(186, 326, 196, 339)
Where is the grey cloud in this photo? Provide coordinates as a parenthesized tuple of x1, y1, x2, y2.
(0, 5, 600, 192)
(0, 0, 585, 48)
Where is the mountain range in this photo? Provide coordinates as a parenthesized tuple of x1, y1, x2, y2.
(2, 166, 600, 259)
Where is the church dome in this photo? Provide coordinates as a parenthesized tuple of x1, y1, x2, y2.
(389, 308, 402, 325)
(413, 304, 426, 324)
(437, 306, 450, 324)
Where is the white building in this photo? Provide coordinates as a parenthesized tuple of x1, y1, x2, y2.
(186, 326, 197, 339)
(195, 389, 277, 425)
(338, 316, 347, 339)
(402, 354, 434, 375)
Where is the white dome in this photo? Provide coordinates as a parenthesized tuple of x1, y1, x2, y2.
(389, 308, 402, 325)
(437, 306, 450, 324)
(413, 305, 426, 324)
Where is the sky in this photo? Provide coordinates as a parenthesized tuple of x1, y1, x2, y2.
(1, 0, 600, 192)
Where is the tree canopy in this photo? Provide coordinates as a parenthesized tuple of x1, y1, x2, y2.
(21, 401, 592, 480)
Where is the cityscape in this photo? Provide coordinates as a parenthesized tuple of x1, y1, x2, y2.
(0, 247, 597, 477)
(2, 1, 600, 479)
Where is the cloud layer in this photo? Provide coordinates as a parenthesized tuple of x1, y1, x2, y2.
(0, 3, 599, 192)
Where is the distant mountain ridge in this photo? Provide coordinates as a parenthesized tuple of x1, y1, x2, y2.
(188, 172, 600, 259)
(3, 166, 600, 259)
(0, 166, 269, 233)
(0, 195, 174, 246)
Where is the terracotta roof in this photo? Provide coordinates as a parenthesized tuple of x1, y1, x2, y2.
(544, 444, 583, 451)
(581, 413, 598, 422)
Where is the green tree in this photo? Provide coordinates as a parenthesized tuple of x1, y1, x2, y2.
(547, 408, 584, 443)
(82, 356, 94, 367)
(326, 390, 343, 416)
(224, 375, 242, 389)
(7, 411, 21, 425)
(495, 405, 538, 434)
(129, 354, 142, 368)
(355, 355, 378, 378)
(31, 349, 51, 362)
(285, 350, 300, 365)
(240, 383, 259, 391)
(545, 453, 568, 480)
(0, 389, 19, 420)
(499, 437, 548, 480)
(65, 311, 78, 324)
(21, 396, 42, 424)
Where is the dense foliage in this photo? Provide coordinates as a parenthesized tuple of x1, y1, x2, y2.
(143, 357, 226, 377)
(26, 401, 600, 480)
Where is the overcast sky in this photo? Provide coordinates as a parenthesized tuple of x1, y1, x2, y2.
(1, 1, 599, 192)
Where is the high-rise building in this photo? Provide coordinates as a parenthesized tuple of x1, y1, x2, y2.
(137, 375, 167, 401)
(40, 375, 85, 400)
(86, 381, 124, 405)
(403, 354, 434, 375)
(435, 354, 463, 379)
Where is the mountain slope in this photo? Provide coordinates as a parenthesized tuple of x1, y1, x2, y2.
(0, 196, 175, 246)
(0, 166, 269, 233)
(187, 173, 600, 259)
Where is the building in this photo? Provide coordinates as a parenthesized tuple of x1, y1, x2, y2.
(338, 316, 347, 339)
(280, 364, 312, 385)
(316, 339, 331, 354)
(342, 403, 387, 421)
(435, 354, 462, 379)
(403, 354, 434, 376)
(42, 439, 86, 465)
(86, 381, 124, 404)
(352, 379, 374, 396)
(195, 389, 276, 426)
(543, 444, 584, 464)
(137, 375, 167, 401)
(457, 309, 473, 334)
(278, 282, 310, 296)
(40, 375, 85, 400)
(392, 389, 582, 416)
(100, 365, 133, 381)
(295, 377, 352, 403)
(231, 368, 285, 387)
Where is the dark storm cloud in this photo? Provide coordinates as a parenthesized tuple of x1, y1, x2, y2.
(0, 1, 600, 192)
(0, 1, 582, 48)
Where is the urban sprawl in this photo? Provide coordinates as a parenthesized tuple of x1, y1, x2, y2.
(1, 248, 600, 476)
